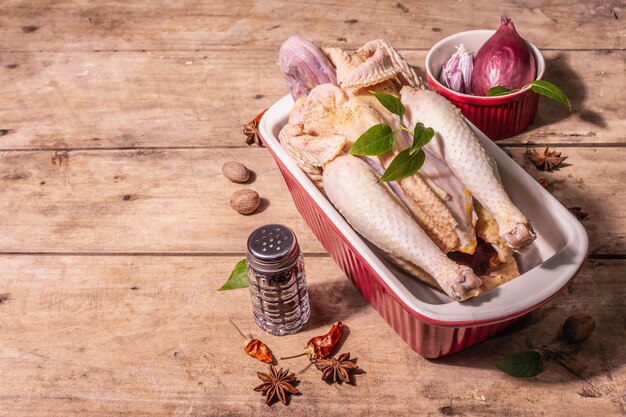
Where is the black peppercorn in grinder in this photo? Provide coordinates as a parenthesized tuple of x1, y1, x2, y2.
(246, 224, 310, 336)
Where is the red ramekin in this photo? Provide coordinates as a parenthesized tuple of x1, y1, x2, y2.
(425, 30, 546, 140)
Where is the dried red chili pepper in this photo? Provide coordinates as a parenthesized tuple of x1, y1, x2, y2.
(230, 319, 274, 363)
(306, 321, 344, 359)
(244, 339, 273, 363)
(281, 321, 344, 361)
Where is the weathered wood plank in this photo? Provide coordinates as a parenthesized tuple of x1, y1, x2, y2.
(0, 147, 325, 253)
(0, 50, 623, 150)
(0, 2, 622, 417)
(0, 0, 623, 52)
(502, 50, 626, 145)
(0, 147, 622, 255)
(0, 255, 623, 416)
(0, 50, 279, 150)
(507, 147, 625, 255)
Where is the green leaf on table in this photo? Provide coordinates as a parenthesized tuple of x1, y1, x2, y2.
(486, 86, 512, 96)
(495, 351, 544, 378)
(370, 91, 405, 116)
(380, 148, 425, 182)
(349, 123, 395, 156)
(410, 122, 435, 155)
(218, 258, 248, 291)
(530, 80, 571, 109)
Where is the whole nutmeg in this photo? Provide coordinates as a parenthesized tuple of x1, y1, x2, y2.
(230, 189, 260, 215)
(562, 312, 596, 343)
(222, 161, 250, 183)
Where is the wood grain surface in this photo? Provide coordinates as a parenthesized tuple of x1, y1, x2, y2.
(0, 0, 624, 416)
(0, 147, 622, 255)
(1, 256, 624, 416)
(1, 50, 624, 150)
(0, 0, 623, 51)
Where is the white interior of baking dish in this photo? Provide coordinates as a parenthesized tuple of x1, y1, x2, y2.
(260, 94, 588, 324)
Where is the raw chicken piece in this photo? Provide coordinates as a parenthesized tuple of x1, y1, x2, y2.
(360, 154, 463, 253)
(279, 35, 337, 99)
(276, 36, 534, 301)
(323, 154, 482, 301)
(324, 39, 423, 89)
(400, 86, 535, 251)
(278, 123, 345, 187)
(294, 83, 381, 139)
(281, 37, 477, 254)
(287, 82, 468, 254)
(322, 50, 478, 254)
(419, 148, 477, 253)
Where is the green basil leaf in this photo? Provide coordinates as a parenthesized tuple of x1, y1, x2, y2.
(530, 80, 571, 109)
(410, 123, 435, 155)
(370, 91, 405, 116)
(495, 351, 544, 378)
(349, 123, 395, 156)
(218, 258, 248, 291)
(380, 148, 425, 182)
(486, 86, 512, 96)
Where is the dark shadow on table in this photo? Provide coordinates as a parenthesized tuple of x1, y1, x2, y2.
(302, 275, 369, 331)
(413, 53, 607, 133)
(425, 264, 625, 385)
(254, 197, 270, 214)
(525, 53, 606, 133)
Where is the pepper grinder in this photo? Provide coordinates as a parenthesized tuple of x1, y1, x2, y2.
(246, 224, 310, 336)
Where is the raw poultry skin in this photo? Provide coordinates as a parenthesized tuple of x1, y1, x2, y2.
(277, 36, 534, 301)
(323, 154, 482, 301)
(400, 86, 535, 252)
(323, 43, 479, 255)
(289, 81, 470, 254)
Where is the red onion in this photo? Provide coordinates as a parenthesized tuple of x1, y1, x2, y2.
(471, 17, 536, 96)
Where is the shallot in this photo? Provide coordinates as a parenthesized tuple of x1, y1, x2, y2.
(471, 16, 536, 96)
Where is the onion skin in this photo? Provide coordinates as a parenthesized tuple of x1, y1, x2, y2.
(471, 17, 536, 96)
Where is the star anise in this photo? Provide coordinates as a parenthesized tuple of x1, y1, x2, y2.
(528, 147, 566, 171)
(243, 117, 264, 147)
(314, 352, 358, 383)
(253, 364, 300, 405)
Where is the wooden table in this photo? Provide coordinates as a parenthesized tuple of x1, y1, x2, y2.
(1, 1, 624, 415)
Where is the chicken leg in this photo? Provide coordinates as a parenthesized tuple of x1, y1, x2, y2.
(323, 154, 482, 301)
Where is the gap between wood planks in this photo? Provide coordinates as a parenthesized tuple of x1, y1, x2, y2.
(1, 48, 625, 53)
(0, 252, 623, 259)
(2, 49, 622, 148)
(0, 142, 625, 153)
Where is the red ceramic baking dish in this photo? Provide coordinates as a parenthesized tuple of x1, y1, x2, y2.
(257, 95, 587, 358)
(425, 30, 546, 140)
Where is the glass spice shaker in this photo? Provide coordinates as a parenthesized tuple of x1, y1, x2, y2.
(246, 224, 310, 336)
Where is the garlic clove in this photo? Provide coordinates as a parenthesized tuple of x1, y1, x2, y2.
(439, 44, 474, 94)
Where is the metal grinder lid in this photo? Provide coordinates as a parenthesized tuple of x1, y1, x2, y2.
(246, 224, 300, 272)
